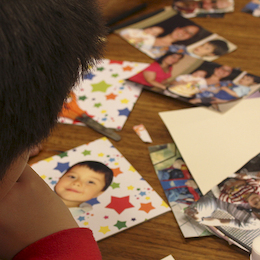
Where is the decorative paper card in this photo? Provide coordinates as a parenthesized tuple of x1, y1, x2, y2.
(148, 143, 211, 238)
(242, 1, 260, 17)
(185, 153, 260, 252)
(127, 58, 260, 111)
(161, 255, 175, 260)
(58, 59, 149, 130)
(159, 98, 260, 195)
(172, 0, 234, 18)
(31, 137, 170, 241)
(133, 124, 153, 143)
(115, 7, 236, 61)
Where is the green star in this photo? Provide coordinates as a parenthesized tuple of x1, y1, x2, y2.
(58, 152, 68, 158)
(111, 73, 119, 77)
(94, 103, 102, 108)
(114, 220, 127, 230)
(110, 182, 120, 189)
(97, 67, 104, 71)
(91, 80, 112, 93)
(79, 95, 87, 101)
(82, 150, 91, 156)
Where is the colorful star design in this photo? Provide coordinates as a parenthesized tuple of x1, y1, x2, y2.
(121, 98, 129, 104)
(114, 220, 127, 230)
(79, 95, 87, 101)
(123, 65, 133, 71)
(78, 216, 85, 222)
(58, 152, 68, 158)
(106, 196, 134, 214)
(50, 180, 57, 185)
(91, 80, 112, 93)
(129, 166, 136, 172)
(139, 202, 155, 213)
(44, 157, 54, 162)
(41, 175, 46, 179)
(112, 167, 123, 177)
(109, 158, 115, 162)
(86, 197, 100, 206)
(97, 67, 105, 71)
(161, 201, 169, 208)
(118, 108, 130, 117)
(54, 162, 70, 173)
(99, 226, 111, 234)
(106, 93, 117, 100)
(111, 73, 119, 77)
(82, 150, 91, 156)
(111, 182, 120, 189)
(98, 153, 104, 157)
(139, 191, 146, 196)
(109, 60, 123, 64)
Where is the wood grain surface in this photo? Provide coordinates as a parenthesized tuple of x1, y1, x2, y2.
(29, 0, 259, 259)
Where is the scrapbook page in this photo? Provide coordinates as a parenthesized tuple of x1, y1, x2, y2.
(172, 0, 234, 18)
(58, 59, 149, 130)
(31, 137, 170, 241)
(148, 143, 211, 238)
(184, 153, 260, 252)
(115, 7, 236, 61)
(127, 56, 260, 111)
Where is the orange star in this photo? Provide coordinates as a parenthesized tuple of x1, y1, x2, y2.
(123, 65, 133, 71)
(112, 167, 123, 177)
(106, 93, 117, 100)
(139, 202, 155, 213)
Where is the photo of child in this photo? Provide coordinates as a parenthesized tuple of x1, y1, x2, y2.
(173, 0, 234, 18)
(55, 160, 113, 217)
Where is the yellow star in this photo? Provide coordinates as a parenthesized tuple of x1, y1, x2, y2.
(41, 175, 47, 179)
(83, 222, 89, 226)
(44, 157, 53, 162)
(127, 185, 134, 190)
(118, 79, 124, 83)
(161, 200, 169, 208)
(114, 162, 119, 166)
(101, 137, 108, 141)
(121, 98, 129, 104)
(99, 226, 111, 234)
(145, 196, 150, 200)
(98, 153, 104, 157)
(101, 110, 107, 114)
(129, 166, 136, 172)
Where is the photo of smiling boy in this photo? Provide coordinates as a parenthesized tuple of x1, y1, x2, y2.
(55, 161, 113, 217)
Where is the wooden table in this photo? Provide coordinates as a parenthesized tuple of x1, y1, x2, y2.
(29, 0, 259, 259)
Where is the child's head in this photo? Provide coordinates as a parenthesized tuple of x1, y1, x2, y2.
(192, 40, 229, 57)
(238, 75, 256, 86)
(55, 161, 113, 208)
(0, 0, 105, 179)
(191, 70, 207, 78)
(143, 26, 164, 37)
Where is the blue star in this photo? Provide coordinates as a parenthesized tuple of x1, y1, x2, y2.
(109, 158, 115, 162)
(101, 117, 107, 121)
(139, 191, 146, 196)
(86, 197, 100, 206)
(83, 72, 95, 80)
(118, 108, 130, 117)
(54, 162, 70, 173)
(78, 216, 85, 222)
(50, 180, 57, 185)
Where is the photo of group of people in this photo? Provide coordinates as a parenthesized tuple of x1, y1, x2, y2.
(184, 153, 260, 251)
(117, 8, 236, 61)
(172, 0, 234, 18)
(149, 143, 211, 238)
(127, 54, 260, 110)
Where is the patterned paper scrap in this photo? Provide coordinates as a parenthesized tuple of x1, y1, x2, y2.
(31, 137, 170, 241)
(58, 59, 149, 130)
(161, 256, 175, 260)
(133, 124, 153, 143)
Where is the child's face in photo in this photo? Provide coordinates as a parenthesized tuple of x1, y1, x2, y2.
(163, 53, 182, 65)
(238, 75, 255, 86)
(192, 70, 207, 78)
(55, 165, 106, 206)
(192, 42, 215, 57)
(214, 65, 232, 78)
(171, 26, 199, 41)
(144, 26, 164, 36)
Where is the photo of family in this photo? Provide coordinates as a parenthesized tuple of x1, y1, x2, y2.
(184, 153, 260, 251)
(172, 0, 234, 18)
(241, 0, 260, 17)
(116, 7, 236, 61)
(148, 143, 211, 238)
(31, 137, 170, 241)
(127, 55, 260, 111)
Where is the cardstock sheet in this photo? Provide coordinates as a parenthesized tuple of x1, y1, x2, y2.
(159, 98, 260, 195)
(58, 59, 149, 130)
(31, 137, 170, 241)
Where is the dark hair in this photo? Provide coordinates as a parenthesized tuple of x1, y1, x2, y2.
(0, 0, 106, 179)
(157, 51, 184, 64)
(208, 40, 229, 56)
(65, 161, 113, 191)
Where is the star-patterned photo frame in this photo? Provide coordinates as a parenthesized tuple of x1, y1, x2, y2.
(58, 59, 149, 130)
(31, 137, 170, 241)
